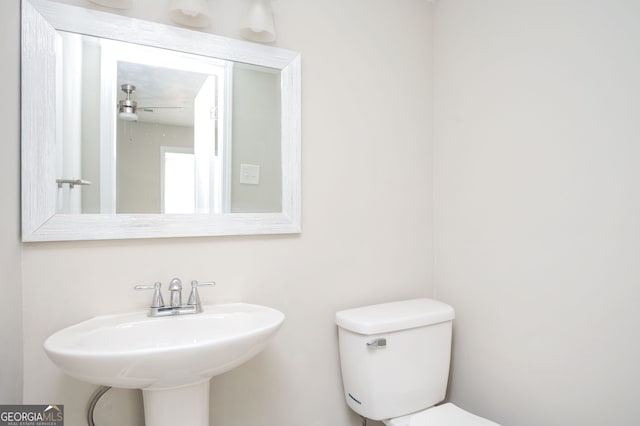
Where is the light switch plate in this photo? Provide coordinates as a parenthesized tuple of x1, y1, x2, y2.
(240, 163, 260, 185)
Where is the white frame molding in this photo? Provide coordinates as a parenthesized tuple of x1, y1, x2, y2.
(21, 0, 301, 242)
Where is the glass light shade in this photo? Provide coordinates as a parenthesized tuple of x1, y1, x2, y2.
(239, 0, 276, 43)
(88, 0, 133, 9)
(169, 0, 211, 28)
(119, 111, 138, 121)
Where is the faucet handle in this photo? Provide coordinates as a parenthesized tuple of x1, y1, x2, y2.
(187, 280, 216, 310)
(134, 282, 165, 308)
(191, 280, 215, 287)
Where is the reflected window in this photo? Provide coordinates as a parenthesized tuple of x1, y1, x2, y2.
(162, 148, 195, 214)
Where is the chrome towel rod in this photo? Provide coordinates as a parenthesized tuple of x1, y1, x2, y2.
(56, 178, 92, 189)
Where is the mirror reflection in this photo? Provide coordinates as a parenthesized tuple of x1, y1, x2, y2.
(57, 31, 282, 216)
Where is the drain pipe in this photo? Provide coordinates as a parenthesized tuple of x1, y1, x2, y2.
(87, 386, 112, 426)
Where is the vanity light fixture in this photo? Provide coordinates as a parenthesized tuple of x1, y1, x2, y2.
(169, 0, 211, 28)
(87, 0, 133, 9)
(118, 84, 138, 121)
(239, 0, 276, 43)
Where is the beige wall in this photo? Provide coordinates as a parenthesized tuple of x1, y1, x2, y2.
(117, 121, 194, 214)
(231, 64, 282, 213)
(0, 0, 23, 405)
(12, 0, 640, 424)
(15, 1, 434, 425)
(434, 0, 640, 425)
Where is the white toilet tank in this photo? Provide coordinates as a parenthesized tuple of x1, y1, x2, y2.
(335, 299, 455, 422)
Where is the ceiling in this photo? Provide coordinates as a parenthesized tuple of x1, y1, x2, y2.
(117, 61, 210, 127)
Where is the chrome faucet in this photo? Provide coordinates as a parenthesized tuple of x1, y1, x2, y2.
(135, 278, 215, 317)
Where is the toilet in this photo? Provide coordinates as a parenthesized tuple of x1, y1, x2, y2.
(335, 298, 500, 426)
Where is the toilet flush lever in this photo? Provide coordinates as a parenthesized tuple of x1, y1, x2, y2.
(366, 338, 387, 349)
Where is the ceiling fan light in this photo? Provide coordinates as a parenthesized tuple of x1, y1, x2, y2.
(118, 111, 138, 121)
(118, 84, 138, 121)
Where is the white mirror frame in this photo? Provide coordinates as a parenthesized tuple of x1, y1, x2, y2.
(21, 0, 301, 242)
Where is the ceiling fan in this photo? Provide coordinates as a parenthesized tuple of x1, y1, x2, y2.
(118, 84, 182, 121)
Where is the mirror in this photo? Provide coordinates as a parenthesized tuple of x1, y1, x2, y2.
(58, 31, 282, 215)
(22, 0, 301, 241)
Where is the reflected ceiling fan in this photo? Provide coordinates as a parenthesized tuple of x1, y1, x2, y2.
(118, 84, 182, 121)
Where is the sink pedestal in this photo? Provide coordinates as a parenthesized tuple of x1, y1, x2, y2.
(44, 303, 285, 426)
(142, 381, 210, 426)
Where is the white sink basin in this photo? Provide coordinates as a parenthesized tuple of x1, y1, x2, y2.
(44, 303, 285, 390)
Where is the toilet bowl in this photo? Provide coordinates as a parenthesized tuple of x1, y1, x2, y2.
(384, 403, 499, 426)
(335, 299, 500, 426)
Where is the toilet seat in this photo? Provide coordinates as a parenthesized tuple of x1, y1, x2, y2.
(410, 403, 500, 426)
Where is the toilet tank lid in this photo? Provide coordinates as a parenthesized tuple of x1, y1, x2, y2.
(335, 298, 455, 335)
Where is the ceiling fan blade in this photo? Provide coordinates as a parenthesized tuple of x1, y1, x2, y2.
(138, 106, 183, 110)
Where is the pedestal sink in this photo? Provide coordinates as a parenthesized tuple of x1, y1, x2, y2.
(44, 303, 285, 426)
